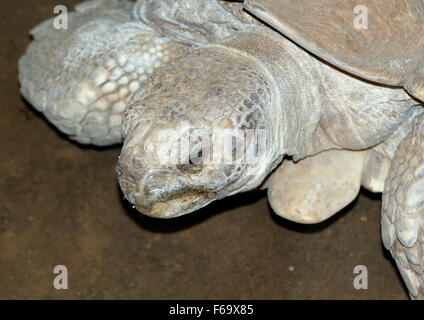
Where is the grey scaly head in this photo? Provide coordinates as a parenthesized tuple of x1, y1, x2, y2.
(117, 0, 292, 217)
(117, 39, 281, 217)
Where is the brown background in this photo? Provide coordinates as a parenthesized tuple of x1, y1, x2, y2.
(0, 0, 407, 299)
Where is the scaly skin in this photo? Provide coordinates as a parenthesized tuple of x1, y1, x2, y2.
(19, 0, 189, 145)
(118, 32, 278, 217)
(382, 113, 424, 299)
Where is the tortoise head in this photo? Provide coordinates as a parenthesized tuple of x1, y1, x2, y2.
(117, 46, 279, 218)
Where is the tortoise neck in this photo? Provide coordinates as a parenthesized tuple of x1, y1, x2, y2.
(215, 26, 327, 161)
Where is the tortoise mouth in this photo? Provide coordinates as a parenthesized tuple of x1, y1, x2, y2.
(135, 191, 213, 218)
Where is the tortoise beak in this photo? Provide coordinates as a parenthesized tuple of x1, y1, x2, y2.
(135, 192, 211, 218)
(118, 168, 213, 218)
(138, 173, 212, 218)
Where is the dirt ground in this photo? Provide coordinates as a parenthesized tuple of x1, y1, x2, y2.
(0, 0, 408, 299)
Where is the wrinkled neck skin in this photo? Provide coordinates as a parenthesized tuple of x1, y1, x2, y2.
(215, 26, 327, 167)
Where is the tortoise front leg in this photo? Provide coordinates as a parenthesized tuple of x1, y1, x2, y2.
(19, 0, 189, 146)
(382, 113, 424, 299)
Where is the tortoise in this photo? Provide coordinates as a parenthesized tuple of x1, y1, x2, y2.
(19, 0, 424, 299)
